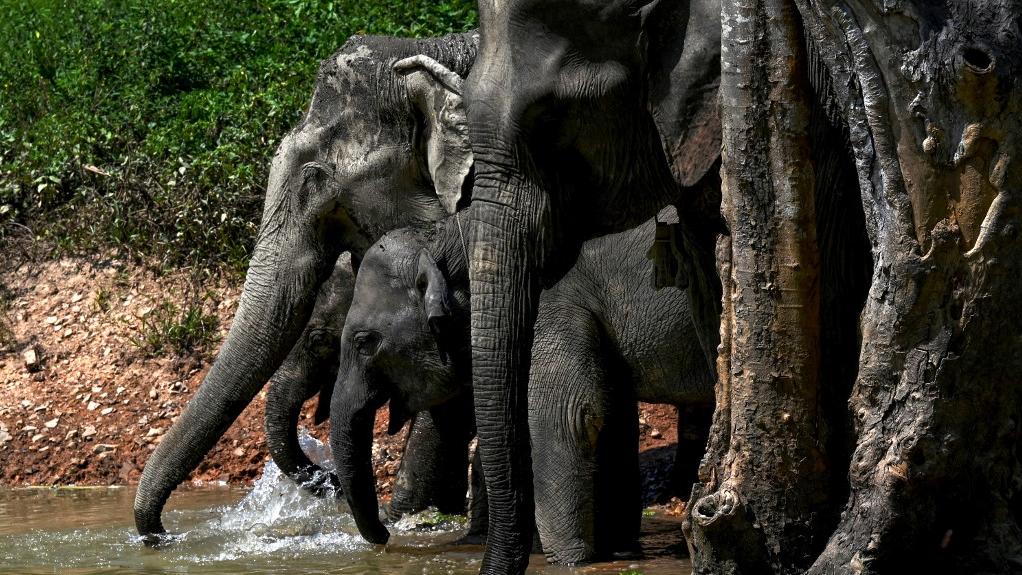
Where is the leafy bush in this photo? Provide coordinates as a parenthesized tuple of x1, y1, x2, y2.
(0, 0, 476, 273)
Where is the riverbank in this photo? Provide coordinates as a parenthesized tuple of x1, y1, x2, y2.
(0, 250, 685, 510)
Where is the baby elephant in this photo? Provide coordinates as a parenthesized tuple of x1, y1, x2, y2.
(263, 254, 472, 519)
(329, 209, 714, 563)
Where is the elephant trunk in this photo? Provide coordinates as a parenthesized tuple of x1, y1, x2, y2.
(330, 372, 390, 544)
(462, 179, 547, 574)
(134, 228, 336, 543)
(265, 357, 339, 497)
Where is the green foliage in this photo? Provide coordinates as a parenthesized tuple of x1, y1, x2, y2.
(0, 0, 476, 273)
(129, 298, 220, 358)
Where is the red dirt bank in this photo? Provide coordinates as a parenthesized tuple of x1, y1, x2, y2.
(0, 252, 681, 506)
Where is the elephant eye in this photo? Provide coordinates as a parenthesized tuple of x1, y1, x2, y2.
(352, 331, 381, 356)
(309, 329, 335, 350)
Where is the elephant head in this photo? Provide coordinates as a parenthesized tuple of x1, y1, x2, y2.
(264, 255, 354, 496)
(264, 250, 474, 515)
(328, 224, 473, 543)
(134, 32, 479, 543)
(460, 1, 721, 571)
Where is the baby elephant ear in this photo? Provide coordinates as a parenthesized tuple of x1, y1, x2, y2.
(394, 55, 473, 215)
(415, 250, 452, 362)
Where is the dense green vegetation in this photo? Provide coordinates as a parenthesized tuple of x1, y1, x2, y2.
(0, 0, 477, 273)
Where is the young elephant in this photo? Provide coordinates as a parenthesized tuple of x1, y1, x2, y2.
(330, 209, 714, 563)
(264, 253, 473, 519)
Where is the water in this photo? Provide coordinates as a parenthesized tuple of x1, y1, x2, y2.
(0, 434, 690, 574)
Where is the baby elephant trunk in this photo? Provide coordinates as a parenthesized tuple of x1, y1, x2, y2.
(330, 372, 390, 544)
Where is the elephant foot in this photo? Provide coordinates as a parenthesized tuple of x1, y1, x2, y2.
(453, 532, 488, 546)
(543, 540, 597, 566)
(454, 528, 542, 554)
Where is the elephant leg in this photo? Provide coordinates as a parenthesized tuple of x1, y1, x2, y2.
(668, 403, 713, 502)
(387, 394, 474, 521)
(530, 311, 625, 564)
(593, 389, 642, 557)
(465, 444, 544, 552)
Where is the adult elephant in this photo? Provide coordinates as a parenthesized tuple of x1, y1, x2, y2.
(327, 211, 715, 562)
(459, 1, 723, 572)
(134, 31, 480, 542)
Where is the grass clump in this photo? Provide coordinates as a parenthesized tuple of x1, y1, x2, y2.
(0, 0, 477, 274)
(130, 298, 220, 358)
(93, 287, 113, 313)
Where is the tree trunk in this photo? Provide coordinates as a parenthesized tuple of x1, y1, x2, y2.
(684, 0, 829, 572)
(687, 0, 1022, 572)
(795, 2, 1022, 572)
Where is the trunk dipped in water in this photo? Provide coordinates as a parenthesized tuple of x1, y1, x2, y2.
(265, 362, 340, 497)
(463, 172, 547, 575)
(135, 231, 338, 541)
(330, 371, 390, 545)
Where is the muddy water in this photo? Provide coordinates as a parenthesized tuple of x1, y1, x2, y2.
(0, 435, 691, 575)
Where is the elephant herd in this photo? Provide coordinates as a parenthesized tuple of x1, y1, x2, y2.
(131, 0, 1011, 572)
(133, 22, 721, 563)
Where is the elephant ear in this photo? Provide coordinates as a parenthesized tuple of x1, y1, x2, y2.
(415, 249, 453, 363)
(394, 55, 473, 215)
(644, 0, 722, 188)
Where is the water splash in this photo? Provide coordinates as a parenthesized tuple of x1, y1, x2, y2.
(198, 429, 368, 559)
(219, 430, 336, 528)
(0, 430, 495, 573)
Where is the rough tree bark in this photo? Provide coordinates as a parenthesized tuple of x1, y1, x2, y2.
(796, 2, 1022, 573)
(686, 0, 1022, 573)
(683, 0, 830, 573)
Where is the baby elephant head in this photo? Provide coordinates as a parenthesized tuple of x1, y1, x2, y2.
(328, 227, 471, 544)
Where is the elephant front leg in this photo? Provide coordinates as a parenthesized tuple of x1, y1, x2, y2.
(530, 325, 632, 564)
(531, 406, 600, 565)
(388, 397, 474, 521)
(669, 403, 713, 502)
